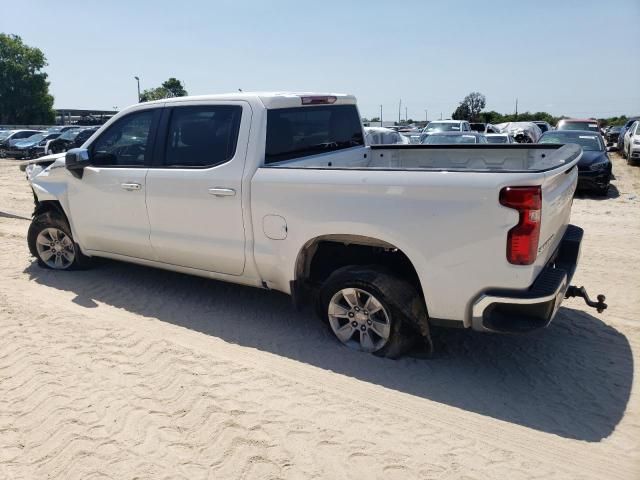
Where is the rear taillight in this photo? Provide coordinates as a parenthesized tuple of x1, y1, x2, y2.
(499, 186, 542, 265)
(300, 95, 337, 105)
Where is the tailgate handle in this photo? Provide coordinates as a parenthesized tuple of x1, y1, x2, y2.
(208, 187, 236, 197)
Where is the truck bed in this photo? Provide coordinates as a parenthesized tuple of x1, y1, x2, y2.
(266, 144, 581, 173)
(253, 143, 581, 325)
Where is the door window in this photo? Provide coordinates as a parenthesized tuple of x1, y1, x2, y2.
(91, 110, 154, 167)
(163, 105, 242, 168)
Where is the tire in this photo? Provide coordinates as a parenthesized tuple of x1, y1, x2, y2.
(318, 265, 429, 358)
(27, 211, 91, 270)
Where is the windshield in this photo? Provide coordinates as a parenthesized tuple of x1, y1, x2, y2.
(0, 131, 13, 141)
(21, 133, 45, 143)
(558, 121, 599, 132)
(423, 134, 478, 144)
(424, 122, 460, 132)
(486, 135, 508, 144)
(539, 132, 603, 151)
(59, 129, 81, 141)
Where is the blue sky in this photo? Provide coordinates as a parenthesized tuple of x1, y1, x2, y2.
(2, 0, 639, 119)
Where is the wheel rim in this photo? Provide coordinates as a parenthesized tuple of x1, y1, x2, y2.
(328, 288, 391, 353)
(35, 227, 75, 269)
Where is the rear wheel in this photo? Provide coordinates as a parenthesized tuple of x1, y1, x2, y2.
(318, 266, 427, 358)
(594, 184, 609, 197)
(28, 211, 91, 270)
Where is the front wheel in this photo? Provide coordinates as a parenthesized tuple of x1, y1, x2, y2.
(27, 211, 91, 270)
(318, 266, 427, 358)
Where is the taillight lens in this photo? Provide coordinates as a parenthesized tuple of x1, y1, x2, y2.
(499, 186, 542, 265)
(300, 96, 337, 105)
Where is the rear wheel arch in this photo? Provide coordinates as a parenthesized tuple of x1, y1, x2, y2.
(293, 235, 430, 335)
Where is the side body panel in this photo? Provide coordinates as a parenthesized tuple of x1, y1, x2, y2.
(250, 164, 578, 324)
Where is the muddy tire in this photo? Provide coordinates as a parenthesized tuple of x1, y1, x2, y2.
(318, 265, 428, 359)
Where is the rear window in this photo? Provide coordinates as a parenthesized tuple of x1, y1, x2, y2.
(486, 135, 509, 144)
(265, 105, 364, 164)
(424, 134, 479, 144)
(558, 121, 599, 132)
(539, 132, 603, 151)
(424, 122, 460, 132)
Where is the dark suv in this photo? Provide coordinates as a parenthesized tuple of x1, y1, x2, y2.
(47, 127, 99, 154)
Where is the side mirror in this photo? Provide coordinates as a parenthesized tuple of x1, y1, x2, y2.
(65, 148, 90, 179)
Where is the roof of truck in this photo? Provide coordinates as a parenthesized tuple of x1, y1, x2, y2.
(144, 92, 356, 109)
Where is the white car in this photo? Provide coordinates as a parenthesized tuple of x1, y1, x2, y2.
(623, 120, 640, 164)
(422, 119, 471, 134)
(22, 92, 605, 357)
(364, 127, 410, 145)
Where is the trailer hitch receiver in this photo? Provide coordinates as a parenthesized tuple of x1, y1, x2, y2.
(565, 286, 607, 313)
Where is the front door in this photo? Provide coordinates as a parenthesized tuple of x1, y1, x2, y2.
(66, 108, 159, 259)
(145, 101, 250, 275)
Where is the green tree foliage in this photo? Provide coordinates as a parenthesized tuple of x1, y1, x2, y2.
(452, 92, 486, 122)
(140, 77, 188, 102)
(0, 34, 55, 124)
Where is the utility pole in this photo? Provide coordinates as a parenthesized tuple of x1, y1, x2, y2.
(405, 106, 408, 123)
(398, 99, 402, 125)
(425, 109, 428, 123)
(380, 105, 383, 127)
(134, 76, 141, 102)
(440, 112, 443, 120)
(515, 98, 518, 120)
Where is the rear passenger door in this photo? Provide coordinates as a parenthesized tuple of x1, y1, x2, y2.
(145, 101, 250, 275)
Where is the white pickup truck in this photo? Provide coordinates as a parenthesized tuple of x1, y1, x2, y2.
(22, 92, 606, 357)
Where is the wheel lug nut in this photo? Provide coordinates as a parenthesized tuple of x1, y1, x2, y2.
(354, 307, 360, 312)
(367, 320, 372, 325)
(351, 321, 358, 327)
(360, 325, 366, 331)
(348, 312, 354, 318)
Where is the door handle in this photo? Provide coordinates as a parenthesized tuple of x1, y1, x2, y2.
(121, 183, 142, 191)
(208, 187, 236, 197)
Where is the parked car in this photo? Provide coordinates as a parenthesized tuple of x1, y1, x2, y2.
(533, 121, 553, 133)
(538, 130, 611, 195)
(5, 132, 61, 159)
(495, 122, 543, 143)
(364, 127, 410, 145)
(556, 118, 600, 132)
(485, 133, 517, 144)
(0, 130, 43, 157)
(421, 132, 487, 144)
(422, 120, 471, 134)
(46, 126, 82, 134)
(469, 123, 500, 134)
(22, 92, 605, 357)
(604, 126, 622, 147)
(46, 127, 98, 154)
(622, 121, 640, 164)
(618, 118, 640, 158)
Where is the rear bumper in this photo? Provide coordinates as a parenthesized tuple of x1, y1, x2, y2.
(471, 224, 582, 333)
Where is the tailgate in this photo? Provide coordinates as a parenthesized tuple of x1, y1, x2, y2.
(535, 161, 578, 267)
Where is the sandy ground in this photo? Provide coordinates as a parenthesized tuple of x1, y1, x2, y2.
(0, 154, 639, 479)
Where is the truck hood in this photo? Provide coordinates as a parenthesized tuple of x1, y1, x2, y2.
(578, 151, 609, 168)
(19, 152, 66, 174)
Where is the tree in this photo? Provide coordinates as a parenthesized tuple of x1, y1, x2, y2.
(140, 77, 188, 102)
(452, 92, 486, 122)
(451, 103, 471, 121)
(0, 34, 55, 124)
